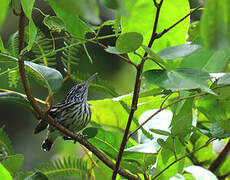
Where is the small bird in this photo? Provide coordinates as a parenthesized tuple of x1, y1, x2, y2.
(34, 72, 98, 151)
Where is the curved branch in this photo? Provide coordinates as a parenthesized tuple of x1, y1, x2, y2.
(17, 7, 138, 180)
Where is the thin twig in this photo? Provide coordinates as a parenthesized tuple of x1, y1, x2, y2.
(16, 7, 139, 180)
(209, 139, 230, 172)
(112, 1, 164, 179)
(154, 5, 202, 40)
(152, 138, 215, 179)
(128, 92, 206, 138)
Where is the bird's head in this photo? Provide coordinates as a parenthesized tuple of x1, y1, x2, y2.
(65, 72, 98, 102)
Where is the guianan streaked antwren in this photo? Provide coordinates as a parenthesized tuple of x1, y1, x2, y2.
(34, 72, 98, 151)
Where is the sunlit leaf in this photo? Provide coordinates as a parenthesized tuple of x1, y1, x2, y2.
(0, 163, 12, 180)
(1, 154, 24, 176)
(121, 0, 190, 71)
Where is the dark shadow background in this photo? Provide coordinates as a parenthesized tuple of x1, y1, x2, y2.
(0, 0, 201, 171)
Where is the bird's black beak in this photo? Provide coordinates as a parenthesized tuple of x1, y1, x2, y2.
(85, 72, 98, 87)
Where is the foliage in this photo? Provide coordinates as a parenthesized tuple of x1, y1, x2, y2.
(0, 0, 230, 179)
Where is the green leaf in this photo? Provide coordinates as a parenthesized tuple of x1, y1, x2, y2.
(142, 45, 166, 68)
(0, 125, 14, 155)
(39, 156, 89, 180)
(187, 21, 200, 42)
(104, 46, 123, 55)
(0, 0, 10, 31)
(92, 154, 113, 179)
(185, 166, 218, 180)
(143, 68, 214, 95)
(49, 0, 92, 38)
(156, 137, 185, 179)
(86, 128, 136, 158)
(0, 36, 8, 53)
(217, 155, 230, 176)
(157, 138, 174, 152)
(21, 0, 37, 50)
(1, 154, 24, 176)
(138, 109, 173, 150)
(201, 0, 230, 50)
(101, 0, 119, 9)
(180, 43, 230, 73)
(170, 98, 194, 138)
(24, 172, 49, 180)
(25, 61, 63, 94)
(0, 163, 12, 180)
(90, 93, 166, 131)
(115, 32, 143, 53)
(192, 133, 216, 163)
(0, 53, 63, 94)
(149, 129, 171, 136)
(157, 44, 200, 60)
(196, 92, 230, 139)
(43, 16, 65, 33)
(82, 127, 98, 138)
(121, 0, 190, 71)
(0, 92, 32, 110)
(218, 72, 230, 85)
(14, 171, 33, 180)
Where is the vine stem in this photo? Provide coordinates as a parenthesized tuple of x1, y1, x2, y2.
(17, 7, 138, 180)
(152, 139, 215, 179)
(112, 0, 164, 179)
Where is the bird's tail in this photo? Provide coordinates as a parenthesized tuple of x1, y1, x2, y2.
(42, 139, 53, 151)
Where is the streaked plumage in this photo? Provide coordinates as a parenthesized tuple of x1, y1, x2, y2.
(34, 73, 98, 151)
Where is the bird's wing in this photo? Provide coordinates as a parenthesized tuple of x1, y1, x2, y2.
(49, 101, 77, 116)
(34, 101, 78, 134)
(34, 120, 49, 134)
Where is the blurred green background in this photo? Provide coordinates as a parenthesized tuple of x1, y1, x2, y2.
(0, 0, 201, 171)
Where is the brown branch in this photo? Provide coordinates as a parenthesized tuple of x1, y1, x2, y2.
(111, 1, 164, 179)
(209, 139, 230, 172)
(17, 7, 138, 180)
(154, 4, 202, 40)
